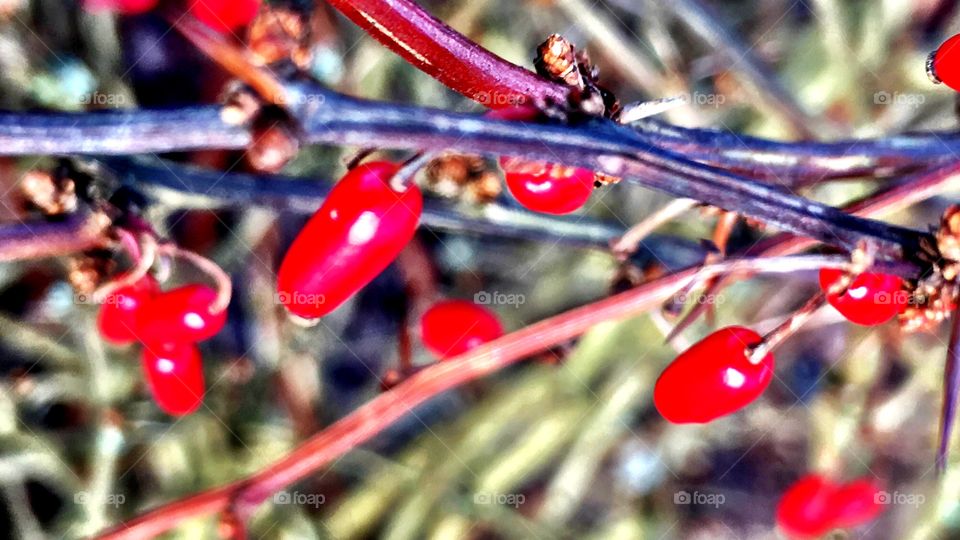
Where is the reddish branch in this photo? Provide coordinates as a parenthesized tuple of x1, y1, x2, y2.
(324, 0, 569, 108)
(96, 255, 857, 539)
(0, 211, 111, 262)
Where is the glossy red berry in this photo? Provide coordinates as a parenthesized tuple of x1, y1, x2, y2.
(141, 342, 205, 416)
(654, 326, 774, 423)
(137, 284, 227, 343)
(830, 479, 885, 528)
(83, 0, 159, 14)
(277, 162, 423, 320)
(776, 475, 884, 539)
(499, 157, 596, 215)
(420, 299, 504, 359)
(188, 0, 261, 33)
(819, 269, 907, 326)
(932, 34, 960, 92)
(486, 107, 596, 215)
(775, 475, 838, 538)
(97, 277, 159, 345)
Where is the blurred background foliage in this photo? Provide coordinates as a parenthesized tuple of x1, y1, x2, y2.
(0, 0, 960, 538)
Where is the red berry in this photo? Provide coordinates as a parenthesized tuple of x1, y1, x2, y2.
(277, 162, 423, 320)
(97, 277, 159, 345)
(932, 34, 960, 92)
(420, 299, 504, 359)
(486, 107, 596, 215)
(137, 284, 227, 343)
(776, 475, 884, 539)
(141, 342, 204, 416)
(654, 326, 774, 423)
(830, 479, 885, 528)
(499, 157, 595, 215)
(819, 269, 907, 326)
(83, 0, 159, 14)
(776, 475, 839, 538)
(188, 0, 260, 33)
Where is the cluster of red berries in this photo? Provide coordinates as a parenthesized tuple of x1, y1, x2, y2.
(776, 474, 884, 538)
(655, 269, 906, 424)
(98, 278, 226, 415)
(84, 0, 261, 33)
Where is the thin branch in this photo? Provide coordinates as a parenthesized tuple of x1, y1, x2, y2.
(0, 107, 249, 154)
(97, 157, 706, 270)
(667, 160, 960, 337)
(938, 303, 960, 473)
(324, 0, 569, 108)
(94, 253, 864, 540)
(633, 118, 957, 183)
(651, 0, 823, 137)
(0, 211, 111, 262)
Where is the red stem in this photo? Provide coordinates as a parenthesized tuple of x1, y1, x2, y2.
(98, 266, 699, 539)
(324, 0, 569, 108)
(96, 254, 852, 539)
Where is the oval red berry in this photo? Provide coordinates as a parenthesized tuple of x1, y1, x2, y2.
(933, 34, 960, 91)
(277, 161, 423, 320)
(97, 277, 159, 345)
(141, 342, 205, 416)
(819, 269, 907, 326)
(420, 299, 504, 359)
(137, 284, 227, 343)
(654, 326, 774, 423)
(500, 157, 595, 215)
(776, 474, 884, 539)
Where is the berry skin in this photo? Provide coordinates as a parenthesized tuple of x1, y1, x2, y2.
(819, 269, 907, 326)
(141, 342, 205, 416)
(277, 162, 423, 320)
(188, 0, 261, 33)
(137, 284, 227, 343)
(932, 34, 960, 92)
(654, 326, 774, 423)
(83, 0, 159, 14)
(97, 277, 159, 345)
(776, 474, 884, 539)
(420, 300, 504, 359)
(499, 157, 596, 215)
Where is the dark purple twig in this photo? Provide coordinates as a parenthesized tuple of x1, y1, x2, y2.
(939, 304, 960, 473)
(98, 157, 707, 270)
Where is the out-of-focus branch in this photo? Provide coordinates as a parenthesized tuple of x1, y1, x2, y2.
(0, 211, 112, 262)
